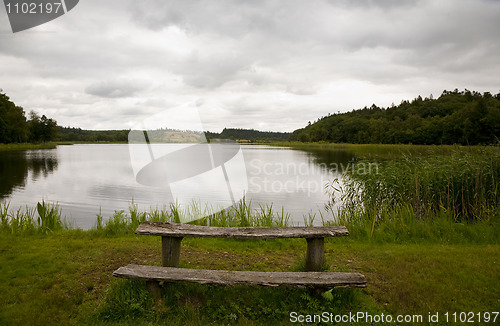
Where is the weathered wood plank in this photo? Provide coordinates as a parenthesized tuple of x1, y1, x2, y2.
(135, 222, 349, 239)
(113, 264, 367, 288)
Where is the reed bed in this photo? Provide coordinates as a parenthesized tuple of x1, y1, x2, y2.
(0, 142, 59, 152)
(0, 198, 294, 236)
(95, 198, 293, 236)
(0, 201, 66, 235)
(335, 147, 500, 223)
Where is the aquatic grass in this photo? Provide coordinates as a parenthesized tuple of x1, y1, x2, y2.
(80, 198, 298, 236)
(129, 201, 147, 226)
(0, 202, 9, 231)
(36, 201, 64, 234)
(10, 206, 37, 235)
(95, 209, 104, 231)
(274, 206, 291, 227)
(255, 203, 275, 226)
(0, 142, 59, 152)
(182, 199, 213, 223)
(146, 206, 171, 222)
(191, 198, 294, 228)
(234, 196, 252, 226)
(327, 202, 500, 244)
(302, 211, 316, 227)
(338, 147, 500, 223)
(273, 141, 497, 161)
(2, 187, 498, 245)
(103, 210, 130, 235)
(169, 201, 182, 224)
(0, 201, 66, 235)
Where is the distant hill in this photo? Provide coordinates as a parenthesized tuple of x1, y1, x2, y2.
(290, 89, 500, 145)
(58, 126, 290, 143)
(206, 128, 290, 142)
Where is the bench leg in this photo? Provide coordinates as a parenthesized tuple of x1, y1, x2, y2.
(162, 236, 183, 267)
(306, 237, 324, 271)
(146, 281, 162, 303)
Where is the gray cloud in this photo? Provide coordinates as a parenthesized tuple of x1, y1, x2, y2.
(0, 0, 499, 132)
(85, 79, 149, 98)
(173, 50, 253, 89)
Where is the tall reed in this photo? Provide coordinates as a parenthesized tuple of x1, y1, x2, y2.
(0, 201, 65, 235)
(338, 147, 500, 222)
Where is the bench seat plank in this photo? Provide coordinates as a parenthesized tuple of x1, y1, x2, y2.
(113, 264, 366, 288)
(135, 222, 349, 239)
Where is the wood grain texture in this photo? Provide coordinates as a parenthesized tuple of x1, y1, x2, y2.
(161, 236, 182, 267)
(135, 222, 349, 239)
(113, 264, 367, 288)
(305, 238, 324, 272)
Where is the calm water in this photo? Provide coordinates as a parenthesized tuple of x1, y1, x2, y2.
(0, 144, 356, 228)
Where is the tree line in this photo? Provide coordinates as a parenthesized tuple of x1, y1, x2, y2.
(4, 88, 499, 146)
(290, 89, 500, 145)
(206, 128, 290, 142)
(0, 90, 57, 143)
(57, 127, 129, 142)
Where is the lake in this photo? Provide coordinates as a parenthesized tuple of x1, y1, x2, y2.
(0, 144, 356, 228)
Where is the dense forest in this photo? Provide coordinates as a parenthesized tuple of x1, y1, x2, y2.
(206, 128, 290, 142)
(290, 89, 500, 145)
(0, 90, 57, 143)
(57, 127, 129, 142)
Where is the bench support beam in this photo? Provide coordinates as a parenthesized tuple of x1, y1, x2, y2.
(146, 280, 162, 303)
(162, 236, 183, 267)
(306, 237, 324, 271)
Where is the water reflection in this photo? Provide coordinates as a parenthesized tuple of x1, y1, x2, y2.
(0, 144, 358, 228)
(302, 148, 357, 169)
(0, 149, 58, 198)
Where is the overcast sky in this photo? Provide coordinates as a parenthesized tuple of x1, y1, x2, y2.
(1, 0, 499, 132)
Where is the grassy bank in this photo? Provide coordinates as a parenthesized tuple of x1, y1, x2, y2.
(0, 142, 74, 152)
(0, 202, 499, 325)
(271, 141, 499, 160)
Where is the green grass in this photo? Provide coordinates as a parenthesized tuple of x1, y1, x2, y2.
(0, 142, 62, 151)
(271, 141, 498, 160)
(0, 231, 498, 325)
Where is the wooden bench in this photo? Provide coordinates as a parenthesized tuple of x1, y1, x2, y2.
(113, 221, 366, 300)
